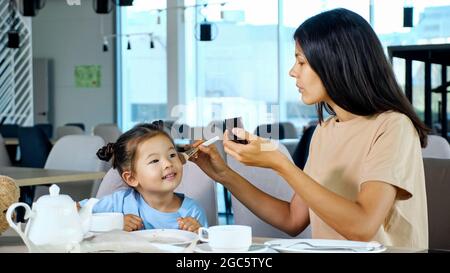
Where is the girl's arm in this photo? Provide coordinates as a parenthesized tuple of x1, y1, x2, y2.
(123, 214, 143, 231)
(177, 217, 201, 233)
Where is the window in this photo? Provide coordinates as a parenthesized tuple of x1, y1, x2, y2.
(118, 0, 167, 131)
(373, 0, 450, 132)
(183, 0, 279, 134)
(279, 0, 370, 133)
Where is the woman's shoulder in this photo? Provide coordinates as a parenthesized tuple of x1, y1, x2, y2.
(374, 111, 415, 130)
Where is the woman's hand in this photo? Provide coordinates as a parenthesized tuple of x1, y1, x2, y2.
(123, 214, 144, 232)
(189, 140, 234, 183)
(177, 217, 201, 233)
(224, 128, 287, 170)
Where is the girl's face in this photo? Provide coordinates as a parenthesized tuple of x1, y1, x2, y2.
(289, 43, 330, 105)
(128, 134, 183, 194)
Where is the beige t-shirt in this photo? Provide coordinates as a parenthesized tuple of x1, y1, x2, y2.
(304, 111, 428, 249)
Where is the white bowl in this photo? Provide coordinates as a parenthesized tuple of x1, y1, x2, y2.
(90, 212, 124, 232)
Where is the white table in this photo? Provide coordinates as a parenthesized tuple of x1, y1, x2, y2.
(0, 230, 425, 253)
(3, 138, 57, 146)
(0, 166, 106, 187)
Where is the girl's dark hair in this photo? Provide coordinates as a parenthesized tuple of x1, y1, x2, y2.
(96, 120, 174, 174)
(294, 8, 430, 147)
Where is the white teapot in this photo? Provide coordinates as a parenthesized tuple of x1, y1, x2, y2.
(6, 184, 99, 252)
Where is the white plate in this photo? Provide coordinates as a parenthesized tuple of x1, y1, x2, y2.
(265, 239, 387, 253)
(194, 243, 269, 253)
(131, 229, 198, 247)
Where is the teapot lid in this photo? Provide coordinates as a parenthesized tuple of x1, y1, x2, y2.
(35, 184, 74, 208)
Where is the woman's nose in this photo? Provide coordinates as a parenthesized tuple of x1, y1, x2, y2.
(289, 67, 296, 78)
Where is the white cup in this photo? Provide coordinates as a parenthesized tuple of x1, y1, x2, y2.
(198, 225, 252, 252)
(90, 212, 124, 232)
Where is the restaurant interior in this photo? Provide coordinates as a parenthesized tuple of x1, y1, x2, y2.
(0, 0, 449, 254)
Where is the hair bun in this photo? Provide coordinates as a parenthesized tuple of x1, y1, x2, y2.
(151, 120, 164, 130)
(96, 142, 115, 162)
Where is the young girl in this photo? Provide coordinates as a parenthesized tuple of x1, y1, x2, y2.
(79, 121, 207, 232)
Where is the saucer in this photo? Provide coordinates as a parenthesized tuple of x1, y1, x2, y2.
(131, 229, 198, 247)
(194, 243, 268, 253)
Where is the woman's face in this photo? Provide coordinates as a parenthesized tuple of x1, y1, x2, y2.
(289, 43, 330, 105)
(131, 134, 183, 194)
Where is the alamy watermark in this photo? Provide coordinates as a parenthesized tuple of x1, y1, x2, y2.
(145, 103, 282, 152)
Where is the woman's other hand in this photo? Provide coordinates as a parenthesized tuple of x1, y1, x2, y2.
(177, 217, 201, 233)
(189, 140, 233, 183)
(224, 128, 287, 169)
(123, 214, 144, 232)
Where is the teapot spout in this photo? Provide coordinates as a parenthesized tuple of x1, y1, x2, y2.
(79, 198, 99, 234)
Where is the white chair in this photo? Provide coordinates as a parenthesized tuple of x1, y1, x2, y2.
(95, 168, 129, 198)
(55, 125, 84, 140)
(34, 135, 108, 201)
(228, 143, 311, 238)
(280, 138, 299, 158)
(204, 121, 227, 161)
(190, 127, 204, 140)
(0, 135, 11, 166)
(96, 161, 219, 226)
(280, 122, 298, 139)
(93, 124, 122, 144)
(422, 135, 450, 159)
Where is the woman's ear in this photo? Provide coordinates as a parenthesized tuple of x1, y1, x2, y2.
(121, 170, 139, 187)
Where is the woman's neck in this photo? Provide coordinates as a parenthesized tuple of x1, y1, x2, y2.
(327, 101, 360, 122)
(138, 190, 181, 212)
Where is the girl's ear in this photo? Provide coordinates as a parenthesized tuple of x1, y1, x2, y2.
(121, 170, 139, 187)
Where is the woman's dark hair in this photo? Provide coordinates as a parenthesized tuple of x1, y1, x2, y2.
(96, 120, 175, 174)
(294, 8, 430, 147)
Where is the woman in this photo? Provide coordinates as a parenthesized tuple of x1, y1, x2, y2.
(191, 8, 429, 249)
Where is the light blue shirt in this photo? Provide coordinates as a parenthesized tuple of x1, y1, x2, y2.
(80, 189, 208, 229)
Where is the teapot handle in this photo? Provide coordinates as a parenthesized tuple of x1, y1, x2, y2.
(6, 202, 34, 251)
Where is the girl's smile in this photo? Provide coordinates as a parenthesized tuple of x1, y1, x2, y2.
(161, 171, 178, 182)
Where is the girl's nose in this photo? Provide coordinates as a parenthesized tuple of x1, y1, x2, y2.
(162, 157, 173, 169)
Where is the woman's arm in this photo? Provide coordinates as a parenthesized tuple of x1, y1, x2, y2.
(226, 128, 397, 241)
(191, 142, 309, 236)
(275, 160, 396, 241)
(221, 170, 310, 236)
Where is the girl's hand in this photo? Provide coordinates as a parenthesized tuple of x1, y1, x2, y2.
(224, 128, 287, 169)
(177, 217, 201, 233)
(189, 140, 234, 183)
(123, 214, 144, 232)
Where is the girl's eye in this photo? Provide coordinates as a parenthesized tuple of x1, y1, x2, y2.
(149, 159, 159, 164)
(170, 153, 177, 158)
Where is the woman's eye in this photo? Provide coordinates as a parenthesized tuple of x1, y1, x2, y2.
(149, 159, 159, 164)
(170, 153, 177, 158)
